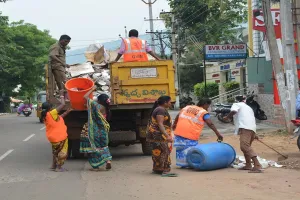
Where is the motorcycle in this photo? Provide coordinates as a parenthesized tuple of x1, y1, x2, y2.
(246, 91, 267, 120)
(290, 119, 300, 150)
(22, 107, 32, 117)
(214, 103, 233, 123)
(179, 97, 195, 109)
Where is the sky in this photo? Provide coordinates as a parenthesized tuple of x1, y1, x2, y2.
(1, 0, 170, 49)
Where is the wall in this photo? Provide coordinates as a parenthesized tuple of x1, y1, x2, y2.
(247, 57, 274, 93)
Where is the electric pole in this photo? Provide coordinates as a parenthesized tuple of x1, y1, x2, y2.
(141, 0, 157, 53)
(294, 0, 300, 68)
(171, 14, 180, 109)
(146, 31, 168, 58)
(281, 0, 299, 132)
(124, 26, 128, 38)
(262, 0, 289, 132)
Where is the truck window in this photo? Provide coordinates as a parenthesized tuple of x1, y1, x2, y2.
(38, 94, 46, 103)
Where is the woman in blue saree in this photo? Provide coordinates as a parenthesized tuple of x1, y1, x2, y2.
(80, 86, 112, 171)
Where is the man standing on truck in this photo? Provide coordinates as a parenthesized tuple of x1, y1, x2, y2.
(114, 29, 160, 62)
(49, 35, 71, 99)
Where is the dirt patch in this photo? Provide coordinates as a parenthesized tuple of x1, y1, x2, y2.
(279, 157, 300, 170)
(201, 132, 300, 170)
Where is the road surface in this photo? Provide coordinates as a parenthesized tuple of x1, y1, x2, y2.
(0, 114, 299, 200)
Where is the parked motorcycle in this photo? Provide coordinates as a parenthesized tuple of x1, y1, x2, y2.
(246, 91, 267, 120)
(290, 119, 300, 150)
(22, 107, 32, 117)
(180, 97, 195, 109)
(214, 103, 233, 123)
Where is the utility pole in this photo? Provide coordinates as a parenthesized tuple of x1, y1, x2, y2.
(294, 0, 300, 68)
(262, 0, 289, 132)
(171, 14, 180, 109)
(281, 0, 299, 131)
(141, 0, 157, 53)
(146, 31, 167, 58)
(124, 26, 128, 38)
(160, 11, 179, 109)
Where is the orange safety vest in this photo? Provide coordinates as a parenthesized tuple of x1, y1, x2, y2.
(45, 112, 68, 143)
(123, 38, 149, 62)
(174, 106, 208, 141)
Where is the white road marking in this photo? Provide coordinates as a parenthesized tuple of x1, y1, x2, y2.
(0, 149, 14, 161)
(40, 126, 45, 130)
(23, 134, 35, 142)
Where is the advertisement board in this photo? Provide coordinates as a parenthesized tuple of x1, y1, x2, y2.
(205, 44, 247, 60)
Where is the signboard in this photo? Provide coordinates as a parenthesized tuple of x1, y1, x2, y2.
(231, 70, 240, 76)
(131, 68, 157, 78)
(236, 60, 246, 68)
(220, 64, 231, 71)
(253, 9, 281, 39)
(205, 44, 247, 60)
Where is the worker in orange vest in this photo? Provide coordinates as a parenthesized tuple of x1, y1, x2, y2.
(172, 98, 223, 168)
(114, 29, 160, 62)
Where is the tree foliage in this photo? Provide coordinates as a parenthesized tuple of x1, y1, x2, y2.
(222, 81, 240, 92)
(164, 0, 247, 94)
(194, 82, 219, 99)
(0, 12, 56, 98)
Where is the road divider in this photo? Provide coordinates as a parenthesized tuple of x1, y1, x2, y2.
(0, 149, 14, 161)
(23, 134, 35, 142)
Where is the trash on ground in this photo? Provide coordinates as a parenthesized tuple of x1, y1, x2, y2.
(232, 155, 284, 169)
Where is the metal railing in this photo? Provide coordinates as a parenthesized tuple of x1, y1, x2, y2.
(211, 87, 248, 106)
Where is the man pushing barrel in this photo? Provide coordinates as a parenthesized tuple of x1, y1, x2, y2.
(224, 95, 262, 173)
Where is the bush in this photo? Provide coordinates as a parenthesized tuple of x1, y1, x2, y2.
(194, 82, 219, 99)
(222, 81, 240, 92)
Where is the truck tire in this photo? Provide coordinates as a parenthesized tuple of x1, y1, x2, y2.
(141, 139, 152, 156)
(297, 136, 300, 150)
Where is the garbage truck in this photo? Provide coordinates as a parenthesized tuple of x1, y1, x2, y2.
(46, 60, 176, 157)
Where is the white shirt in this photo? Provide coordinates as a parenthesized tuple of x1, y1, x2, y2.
(231, 102, 256, 135)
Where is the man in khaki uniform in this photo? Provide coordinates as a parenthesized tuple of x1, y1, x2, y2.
(49, 35, 71, 98)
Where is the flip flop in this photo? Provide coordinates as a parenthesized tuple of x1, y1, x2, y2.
(161, 173, 178, 177)
(89, 168, 101, 172)
(106, 163, 112, 170)
(248, 169, 264, 173)
(238, 166, 252, 170)
(55, 168, 68, 172)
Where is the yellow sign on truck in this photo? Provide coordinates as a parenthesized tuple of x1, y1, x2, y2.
(46, 60, 175, 157)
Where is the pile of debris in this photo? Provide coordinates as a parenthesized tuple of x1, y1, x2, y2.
(232, 155, 283, 169)
(65, 43, 113, 99)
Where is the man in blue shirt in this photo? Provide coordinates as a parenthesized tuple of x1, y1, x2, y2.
(296, 81, 300, 118)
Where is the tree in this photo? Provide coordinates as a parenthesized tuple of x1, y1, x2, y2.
(0, 12, 56, 112)
(178, 45, 203, 94)
(164, 0, 247, 94)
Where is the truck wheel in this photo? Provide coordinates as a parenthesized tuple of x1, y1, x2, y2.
(141, 139, 152, 156)
(297, 136, 300, 150)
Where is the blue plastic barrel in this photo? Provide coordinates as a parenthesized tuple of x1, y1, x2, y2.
(186, 142, 236, 171)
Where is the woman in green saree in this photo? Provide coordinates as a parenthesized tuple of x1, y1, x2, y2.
(80, 86, 112, 171)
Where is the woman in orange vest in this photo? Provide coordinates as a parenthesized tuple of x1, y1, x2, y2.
(114, 29, 161, 62)
(146, 96, 178, 177)
(41, 90, 72, 172)
(172, 98, 223, 168)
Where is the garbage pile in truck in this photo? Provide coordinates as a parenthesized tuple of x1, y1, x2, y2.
(65, 43, 116, 99)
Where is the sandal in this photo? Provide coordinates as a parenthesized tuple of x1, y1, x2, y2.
(161, 173, 178, 177)
(55, 168, 68, 172)
(106, 163, 112, 170)
(248, 168, 264, 173)
(238, 166, 252, 170)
